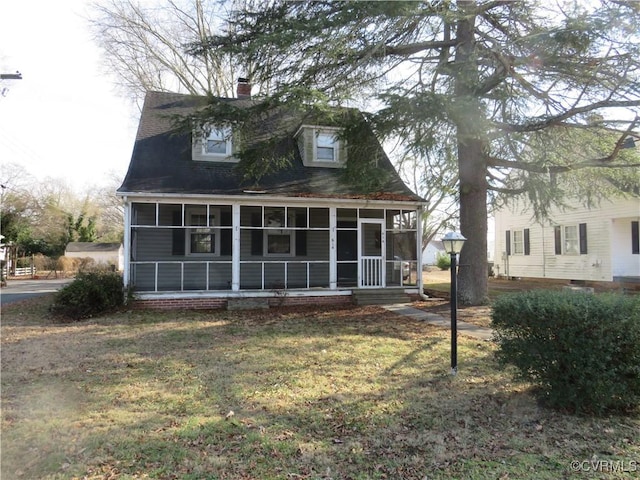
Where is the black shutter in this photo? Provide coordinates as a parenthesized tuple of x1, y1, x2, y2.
(295, 212, 307, 256)
(632, 221, 639, 254)
(172, 210, 185, 255)
(220, 211, 232, 256)
(554, 226, 562, 255)
(579, 223, 588, 254)
(524, 228, 530, 256)
(505, 230, 511, 256)
(251, 212, 263, 255)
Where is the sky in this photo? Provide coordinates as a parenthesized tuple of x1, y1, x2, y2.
(0, 0, 138, 193)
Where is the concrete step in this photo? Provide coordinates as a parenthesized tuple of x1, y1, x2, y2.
(352, 289, 411, 306)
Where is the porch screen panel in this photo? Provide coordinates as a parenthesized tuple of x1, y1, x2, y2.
(265, 262, 286, 289)
(183, 263, 207, 290)
(287, 262, 310, 288)
(209, 262, 232, 290)
(387, 231, 417, 285)
(132, 203, 156, 226)
(131, 263, 156, 291)
(172, 211, 186, 256)
(240, 262, 263, 289)
(309, 208, 329, 228)
(220, 208, 233, 256)
(159, 204, 182, 226)
(306, 231, 330, 260)
(135, 228, 173, 261)
(251, 212, 263, 255)
(337, 229, 357, 287)
(157, 263, 182, 291)
(308, 262, 329, 288)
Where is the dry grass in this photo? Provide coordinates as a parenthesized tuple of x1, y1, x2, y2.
(2, 295, 638, 479)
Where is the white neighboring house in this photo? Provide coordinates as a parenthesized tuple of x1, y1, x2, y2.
(494, 196, 640, 283)
(65, 242, 124, 271)
(422, 240, 445, 265)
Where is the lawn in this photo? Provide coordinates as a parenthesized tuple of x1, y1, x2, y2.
(1, 296, 638, 479)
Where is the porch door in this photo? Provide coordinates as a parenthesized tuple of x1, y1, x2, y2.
(359, 219, 385, 287)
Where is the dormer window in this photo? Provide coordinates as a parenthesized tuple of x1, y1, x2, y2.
(204, 126, 232, 156)
(316, 132, 338, 161)
(295, 125, 345, 167)
(193, 124, 236, 162)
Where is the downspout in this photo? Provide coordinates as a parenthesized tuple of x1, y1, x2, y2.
(541, 223, 546, 278)
(417, 205, 430, 301)
(122, 196, 131, 298)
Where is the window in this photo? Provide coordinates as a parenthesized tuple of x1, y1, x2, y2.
(263, 207, 295, 256)
(316, 132, 338, 161)
(564, 225, 579, 254)
(512, 230, 524, 255)
(632, 221, 639, 254)
(505, 229, 530, 256)
(186, 207, 220, 255)
(554, 223, 587, 255)
(204, 126, 232, 156)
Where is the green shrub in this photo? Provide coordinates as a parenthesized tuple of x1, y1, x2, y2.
(51, 271, 124, 321)
(492, 290, 640, 415)
(436, 252, 451, 270)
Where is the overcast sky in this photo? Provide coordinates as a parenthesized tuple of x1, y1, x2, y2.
(0, 0, 138, 192)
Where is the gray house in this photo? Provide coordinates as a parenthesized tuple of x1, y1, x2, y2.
(117, 87, 426, 309)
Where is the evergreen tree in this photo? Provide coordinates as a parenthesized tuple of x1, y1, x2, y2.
(189, 0, 639, 304)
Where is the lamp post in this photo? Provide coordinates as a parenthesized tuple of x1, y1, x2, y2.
(441, 231, 467, 375)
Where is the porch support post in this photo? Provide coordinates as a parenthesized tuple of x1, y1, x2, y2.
(232, 204, 241, 291)
(417, 205, 424, 295)
(122, 198, 131, 289)
(329, 207, 337, 289)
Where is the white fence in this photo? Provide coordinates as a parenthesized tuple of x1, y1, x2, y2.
(2, 267, 36, 277)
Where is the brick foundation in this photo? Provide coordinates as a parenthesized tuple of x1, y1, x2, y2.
(131, 297, 228, 310)
(130, 294, 353, 311)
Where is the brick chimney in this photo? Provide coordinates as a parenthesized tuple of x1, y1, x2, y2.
(237, 77, 251, 98)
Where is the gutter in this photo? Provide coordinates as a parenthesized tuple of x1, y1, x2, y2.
(115, 191, 427, 208)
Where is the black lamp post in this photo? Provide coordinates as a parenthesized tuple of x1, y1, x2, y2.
(441, 231, 467, 375)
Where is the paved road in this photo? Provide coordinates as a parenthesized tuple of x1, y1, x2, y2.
(1, 278, 72, 305)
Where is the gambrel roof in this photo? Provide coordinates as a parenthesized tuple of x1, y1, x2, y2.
(118, 91, 423, 202)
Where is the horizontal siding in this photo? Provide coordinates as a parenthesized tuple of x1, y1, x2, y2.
(132, 226, 330, 291)
(495, 196, 640, 281)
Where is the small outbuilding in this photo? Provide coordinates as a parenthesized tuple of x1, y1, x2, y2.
(65, 242, 124, 271)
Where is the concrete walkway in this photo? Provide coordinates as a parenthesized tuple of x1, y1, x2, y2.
(382, 304, 494, 341)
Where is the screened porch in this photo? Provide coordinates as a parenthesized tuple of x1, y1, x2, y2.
(125, 202, 420, 293)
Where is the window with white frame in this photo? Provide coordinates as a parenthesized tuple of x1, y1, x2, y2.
(316, 131, 339, 162)
(186, 206, 220, 255)
(512, 230, 524, 255)
(563, 225, 579, 255)
(203, 126, 232, 156)
(554, 223, 587, 255)
(263, 207, 295, 256)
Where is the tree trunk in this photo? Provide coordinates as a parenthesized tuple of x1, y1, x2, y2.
(457, 141, 488, 305)
(453, 1, 488, 305)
